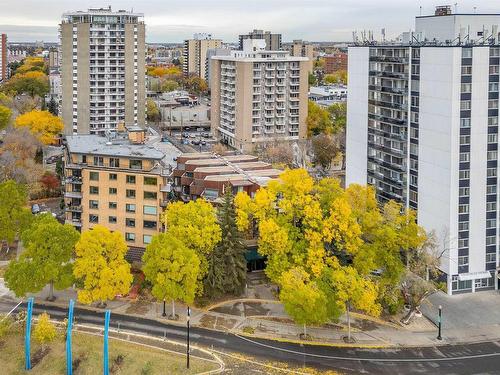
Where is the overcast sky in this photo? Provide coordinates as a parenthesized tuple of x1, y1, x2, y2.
(1, 0, 500, 43)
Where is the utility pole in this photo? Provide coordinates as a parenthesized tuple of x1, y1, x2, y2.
(437, 305, 442, 340)
(162, 299, 166, 317)
(186, 306, 191, 369)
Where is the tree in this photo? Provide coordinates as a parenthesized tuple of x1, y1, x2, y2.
(185, 75, 208, 95)
(142, 233, 200, 318)
(73, 225, 133, 306)
(15, 57, 46, 74)
(147, 65, 182, 78)
(160, 79, 179, 92)
(328, 102, 347, 134)
(311, 133, 340, 171)
(0, 180, 31, 244)
(15, 110, 63, 145)
(5, 213, 79, 300)
(280, 267, 328, 337)
(47, 96, 58, 116)
(146, 99, 161, 123)
(204, 188, 247, 298)
(306, 100, 334, 137)
(39, 171, 60, 196)
(254, 141, 294, 169)
(2, 71, 49, 98)
(324, 70, 347, 85)
(0, 105, 11, 130)
(400, 272, 435, 325)
(313, 58, 325, 70)
(33, 313, 57, 349)
(162, 200, 221, 295)
(308, 72, 317, 86)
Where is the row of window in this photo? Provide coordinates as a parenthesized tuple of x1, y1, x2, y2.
(89, 201, 157, 215)
(458, 202, 496, 214)
(89, 186, 157, 199)
(89, 172, 157, 185)
(88, 214, 157, 229)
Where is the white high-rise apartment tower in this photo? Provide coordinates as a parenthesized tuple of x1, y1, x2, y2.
(60, 7, 146, 135)
(346, 6, 500, 294)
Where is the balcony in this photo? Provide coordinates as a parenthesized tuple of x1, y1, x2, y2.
(65, 176, 82, 184)
(64, 191, 82, 199)
(65, 219, 82, 227)
(65, 163, 87, 170)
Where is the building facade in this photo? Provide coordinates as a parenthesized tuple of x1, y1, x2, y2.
(346, 11, 500, 294)
(290, 40, 314, 73)
(211, 39, 309, 152)
(239, 30, 282, 51)
(182, 34, 222, 79)
(63, 128, 169, 253)
(60, 7, 146, 135)
(0, 34, 7, 82)
(324, 52, 348, 74)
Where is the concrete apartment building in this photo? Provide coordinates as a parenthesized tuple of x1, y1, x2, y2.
(0, 34, 7, 82)
(182, 34, 222, 80)
(211, 39, 309, 152)
(324, 52, 348, 74)
(60, 7, 146, 135)
(63, 126, 169, 254)
(172, 152, 281, 201)
(346, 7, 500, 294)
(290, 40, 314, 73)
(239, 30, 282, 51)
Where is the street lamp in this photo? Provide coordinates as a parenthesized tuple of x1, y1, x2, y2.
(437, 305, 442, 340)
(162, 299, 166, 317)
(186, 306, 191, 369)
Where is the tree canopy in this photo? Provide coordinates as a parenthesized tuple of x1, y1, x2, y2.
(0, 180, 31, 244)
(15, 110, 63, 145)
(0, 105, 11, 130)
(2, 70, 49, 98)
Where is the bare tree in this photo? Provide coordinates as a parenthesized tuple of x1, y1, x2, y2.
(311, 133, 340, 173)
(400, 272, 435, 325)
(254, 141, 294, 168)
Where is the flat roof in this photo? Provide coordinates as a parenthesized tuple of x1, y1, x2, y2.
(65, 135, 164, 160)
(185, 155, 257, 166)
(194, 162, 271, 173)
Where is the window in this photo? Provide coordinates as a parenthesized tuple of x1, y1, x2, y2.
(109, 158, 120, 167)
(109, 202, 117, 209)
(460, 118, 471, 128)
(93, 156, 104, 166)
(459, 187, 469, 196)
(143, 235, 152, 245)
(458, 256, 469, 266)
(458, 204, 469, 214)
(126, 218, 136, 228)
(488, 100, 498, 109)
(491, 48, 500, 57)
(109, 173, 117, 180)
(410, 175, 418, 185)
(487, 202, 497, 211)
(462, 48, 472, 58)
(461, 66, 472, 75)
(144, 191, 157, 200)
(109, 216, 117, 224)
(89, 200, 98, 209)
(488, 134, 498, 143)
(89, 214, 99, 223)
(486, 253, 496, 263)
(487, 185, 497, 194)
(410, 143, 418, 156)
(89, 171, 99, 181)
(126, 203, 136, 213)
(460, 101, 471, 110)
(486, 236, 496, 246)
(458, 222, 469, 231)
(460, 135, 470, 145)
(410, 190, 418, 202)
(489, 82, 499, 92)
(126, 189, 136, 198)
(143, 205, 157, 215)
(125, 233, 135, 242)
(490, 65, 499, 74)
(488, 117, 498, 126)
(487, 168, 497, 177)
(459, 153, 470, 162)
(459, 170, 470, 179)
(109, 187, 117, 195)
(487, 151, 497, 161)
(143, 220, 157, 229)
(486, 219, 497, 228)
(129, 159, 142, 170)
(144, 177, 157, 185)
(126, 175, 136, 184)
(458, 239, 469, 248)
(461, 83, 472, 93)
(89, 186, 99, 194)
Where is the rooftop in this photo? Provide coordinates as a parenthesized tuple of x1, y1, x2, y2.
(65, 135, 164, 160)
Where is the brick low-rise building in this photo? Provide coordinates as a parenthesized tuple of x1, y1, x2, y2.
(324, 52, 348, 74)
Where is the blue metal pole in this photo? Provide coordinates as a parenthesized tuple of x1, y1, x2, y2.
(66, 299, 75, 375)
(103, 310, 111, 375)
(25, 297, 34, 370)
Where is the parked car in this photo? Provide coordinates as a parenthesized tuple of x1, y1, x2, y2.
(201, 140, 207, 146)
(31, 204, 40, 215)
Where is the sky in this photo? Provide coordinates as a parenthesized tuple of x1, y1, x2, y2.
(1, 0, 500, 43)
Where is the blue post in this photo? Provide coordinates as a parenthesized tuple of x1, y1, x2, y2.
(25, 297, 34, 370)
(103, 310, 111, 375)
(66, 299, 75, 375)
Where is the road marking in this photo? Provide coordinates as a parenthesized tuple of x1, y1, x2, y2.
(234, 333, 500, 363)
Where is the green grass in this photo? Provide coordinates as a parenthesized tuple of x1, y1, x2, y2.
(0, 326, 217, 374)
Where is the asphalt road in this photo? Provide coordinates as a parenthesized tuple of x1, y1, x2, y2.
(2, 299, 500, 375)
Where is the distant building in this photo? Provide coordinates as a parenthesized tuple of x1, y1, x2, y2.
(0, 34, 7, 82)
(48, 49, 61, 69)
(182, 34, 222, 80)
(239, 29, 282, 51)
(309, 84, 347, 105)
(172, 152, 281, 202)
(211, 39, 309, 152)
(206, 48, 231, 88)
(324, 52, 348, 74)
(60, 7, 146, 135)
(290, 40, 314, 73)
(63, 126, 171, 256)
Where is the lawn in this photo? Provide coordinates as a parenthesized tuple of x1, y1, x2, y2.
(0, 325, 217, 374)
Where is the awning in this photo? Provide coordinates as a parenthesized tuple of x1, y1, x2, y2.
(458, 271, 492, 281)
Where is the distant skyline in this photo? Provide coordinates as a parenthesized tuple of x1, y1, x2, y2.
(1, 0, 500, 43)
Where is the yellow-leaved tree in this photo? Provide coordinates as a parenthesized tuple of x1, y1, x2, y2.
(15, 110, 63, 145)
(162, 200, 221, 295)
(33, 313, 57, 349)
(73, 225, 133, 306)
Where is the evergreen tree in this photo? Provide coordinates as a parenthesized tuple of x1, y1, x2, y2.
(48, 96, 58, 116)
(204, 187, 247, 298)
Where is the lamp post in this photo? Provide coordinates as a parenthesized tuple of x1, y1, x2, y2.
(437, 305, 442, 340)
(162, 299, 166, 317)
(186, 306, 191, 369)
